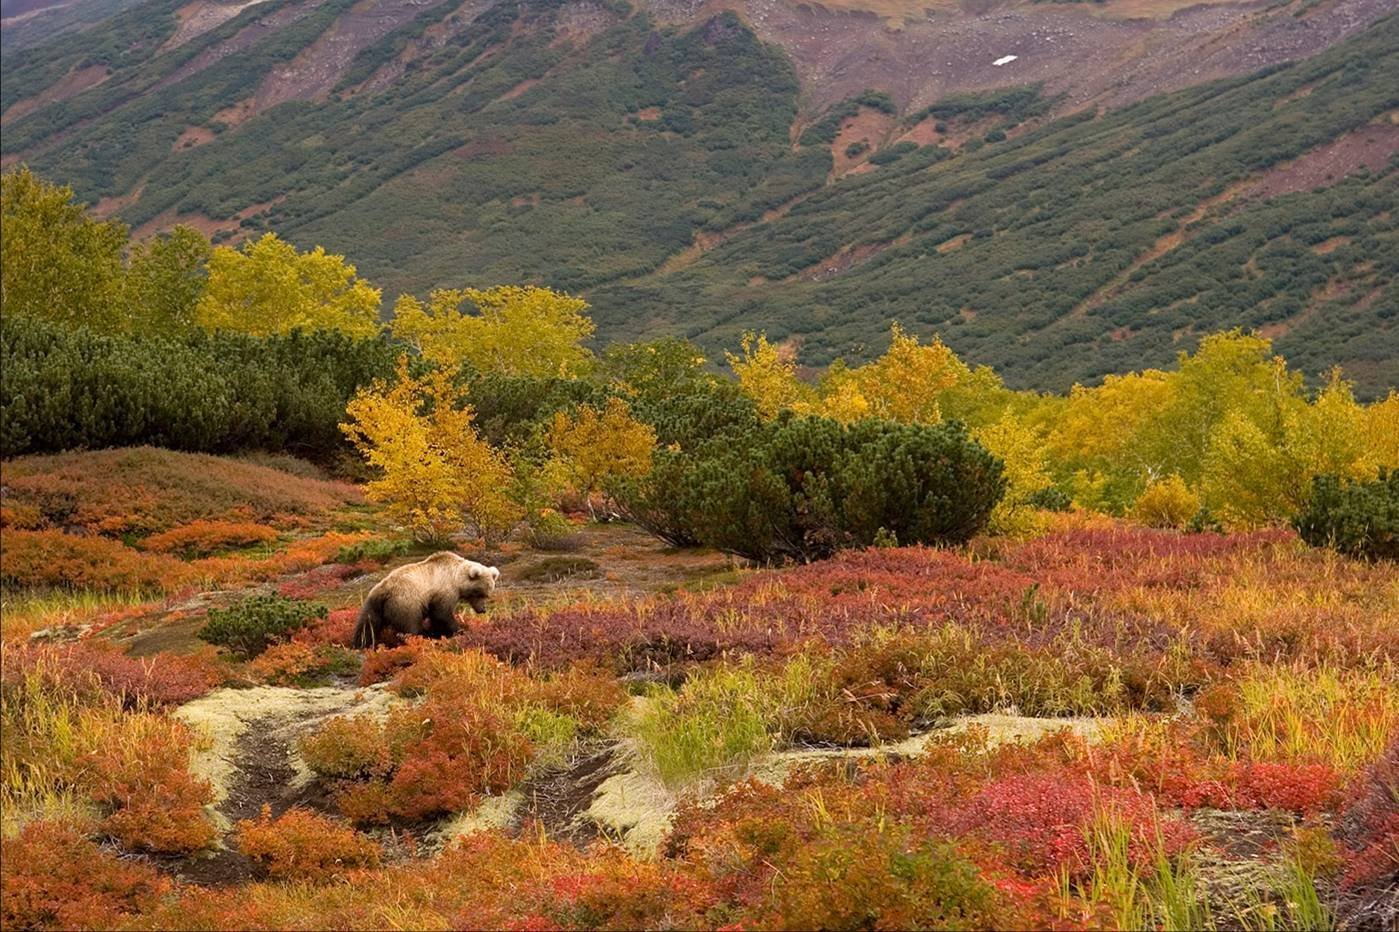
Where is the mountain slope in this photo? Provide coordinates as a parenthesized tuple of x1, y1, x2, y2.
(598, 20, 1399, 392)
(1, 0, 1395, 392)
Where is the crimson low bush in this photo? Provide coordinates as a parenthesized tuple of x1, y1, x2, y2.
(2, 641, 223, 708)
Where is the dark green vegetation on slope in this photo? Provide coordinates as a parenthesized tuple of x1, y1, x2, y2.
(3, 0, 1396, 393)
(3, 0, 807, 293)
(596, 21, 1399, 393)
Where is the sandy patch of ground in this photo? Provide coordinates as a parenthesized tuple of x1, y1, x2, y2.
(175, 683, 396, 817)
(1241, 118, 1399, 200)
(831, 107, 897, 177)
(162, 0, 276, 52)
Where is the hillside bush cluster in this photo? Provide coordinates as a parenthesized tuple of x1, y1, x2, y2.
(1293, 469, 1398, 561)
(0, 314, 397, 459)
(614, 414, 1005, 562)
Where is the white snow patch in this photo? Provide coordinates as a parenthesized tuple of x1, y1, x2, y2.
(993, 55, 1018, 66)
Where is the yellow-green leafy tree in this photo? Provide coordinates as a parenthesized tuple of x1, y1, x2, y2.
(974, 413, 1054, 537)
(197, 232, 381, 337)
(726, 332, 815, 420)
(1201, 370, 1375, 528)
(844, 325, 966, 424)
(122, 226, 211, 333)
(391, 285, 594, 377)
(1, 167, 127, 330)
(1132, 475, 1200, 529)
(547, 397, 657, 517)
(341, 358, 521, 544)
(1364, 392, 1399, 469)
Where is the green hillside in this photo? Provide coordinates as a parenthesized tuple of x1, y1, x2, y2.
(600, 20, 1399, 393)
(3, 0, 1395, 393)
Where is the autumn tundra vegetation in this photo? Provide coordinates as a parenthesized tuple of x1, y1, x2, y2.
(1, 167, 1397, 931)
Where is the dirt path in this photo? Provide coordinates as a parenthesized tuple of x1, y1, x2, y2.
(172, 684, 396, 884)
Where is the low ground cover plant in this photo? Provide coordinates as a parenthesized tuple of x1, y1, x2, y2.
(235, 806, 382, 882)
(198, 596, 328, 659)
(301, 646, 625, 823)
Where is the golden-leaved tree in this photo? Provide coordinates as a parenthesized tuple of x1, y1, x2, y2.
(725, 332, 814, 420)
(973, 413, 1054, 537)
(822, 325, 966, 424)
(547, 397, 657, 517)
(391, 285, 594, 377)
(341, 358, 521, 544)
(197, 232, 381, 337)
(1, 167, 127, 330)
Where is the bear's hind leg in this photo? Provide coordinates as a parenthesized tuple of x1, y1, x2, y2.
(384, 595, 430, 639)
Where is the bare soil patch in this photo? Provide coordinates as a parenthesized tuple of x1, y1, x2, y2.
(1, 64, 109, 126)
(1242, 119, 1399, 200)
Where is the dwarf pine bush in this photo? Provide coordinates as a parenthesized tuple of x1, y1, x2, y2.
(198, 596, 327, 659)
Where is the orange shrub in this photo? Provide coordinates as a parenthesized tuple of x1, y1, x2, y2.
(0, 529, 197, 592)
(0, 821, 170, 931)
(299, 714, 394, 780)
(248, 641, 358, 686)
(81, 713, 217, 853)
(236, 806, 381, 882)
(0, 502, 45, 529)
(141, 519, 279, 555)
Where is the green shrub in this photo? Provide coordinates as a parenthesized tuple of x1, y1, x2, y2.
(198, 596, 328, 658)
(1293, 470, 1398, 561)
(1027, 486, 1072, 512)
(622, 415, 1005, 563)
(0, 314, 397, 459)
(333, 538, 412, 565)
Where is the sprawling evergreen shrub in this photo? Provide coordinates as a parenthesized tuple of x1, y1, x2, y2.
(0, 314, 396, 459)
(1293, 470, 1398, 561)
(616, 414, 1005, 562)
(198, 596, 328, 659)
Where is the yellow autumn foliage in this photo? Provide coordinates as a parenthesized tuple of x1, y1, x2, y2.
(196, 233, 381, 337)
(547, 397, 657, 513)
(341, 358, 521, 544)
(391, 285, 594, 378)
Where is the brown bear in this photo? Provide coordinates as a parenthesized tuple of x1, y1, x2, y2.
(352, 551, 500, 648)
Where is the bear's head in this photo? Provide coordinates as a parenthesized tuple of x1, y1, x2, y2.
(454, 557, 500, 614)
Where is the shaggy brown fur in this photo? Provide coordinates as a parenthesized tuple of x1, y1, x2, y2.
(352, 551, 499, 648)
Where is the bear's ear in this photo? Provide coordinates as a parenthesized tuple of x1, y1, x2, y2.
(466, 566, 481, 580)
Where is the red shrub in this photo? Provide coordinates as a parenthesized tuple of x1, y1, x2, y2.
(293, 607, 360, 647)
(306, 693, 533, 825)
(3, 641, 223, 708)
(948, 770, 1193, 877)
(383, 697, 533, 821)
(1338, 740, 1399, 889)
(142, 519, 279, 555)
(0, 821, 169, 931)
(236, 805, 381, 882)
(1088, 724, 1342, 814)
(247, 640, 357, 686)
(358, 640, 430, 685)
